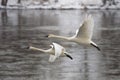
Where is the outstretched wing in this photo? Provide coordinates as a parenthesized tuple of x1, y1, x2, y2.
(53, 43, 64, 57)
(49, 55, 57, 62)
(48, 43, 64, 62)
(76, 15, 94, 40)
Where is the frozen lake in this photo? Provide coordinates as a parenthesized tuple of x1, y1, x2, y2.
(0, 10, 120, 80)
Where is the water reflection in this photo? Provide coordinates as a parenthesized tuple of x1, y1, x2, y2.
(0, 10, 120, 80)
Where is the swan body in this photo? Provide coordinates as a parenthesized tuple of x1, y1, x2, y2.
(47, 15, 100, 51)
(28, 43, 73, 62)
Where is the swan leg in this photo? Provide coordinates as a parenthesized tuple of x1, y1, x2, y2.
(64, 53, 73, 60)
(90, 43, 100, 51)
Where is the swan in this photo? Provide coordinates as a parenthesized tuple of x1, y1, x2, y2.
(46, 15, 100, 51)
(27, 43, 73, 62)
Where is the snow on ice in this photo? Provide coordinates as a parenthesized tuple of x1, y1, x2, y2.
(0, 0, 120, 9)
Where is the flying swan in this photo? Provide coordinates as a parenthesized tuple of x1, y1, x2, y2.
(46, 15, 100, 51)
(27, 43, 73, 62)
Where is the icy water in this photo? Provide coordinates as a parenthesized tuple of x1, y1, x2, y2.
(0, 10, 120, 80)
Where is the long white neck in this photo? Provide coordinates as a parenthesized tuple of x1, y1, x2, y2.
(29, 46, 52, 53)
(50, 34, 72, 41)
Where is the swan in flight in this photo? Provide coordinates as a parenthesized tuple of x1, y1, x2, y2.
(46, 15, 100, 51)
(27, 43, 73, 62)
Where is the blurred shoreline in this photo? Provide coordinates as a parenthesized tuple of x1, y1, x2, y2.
(0, 0, 120, 10)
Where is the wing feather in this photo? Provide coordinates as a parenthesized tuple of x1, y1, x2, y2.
(76, 15, 94, 40)
(49, 55, 57, 62)
(48, 43, 64, 62)
(53, 43, 63, 57)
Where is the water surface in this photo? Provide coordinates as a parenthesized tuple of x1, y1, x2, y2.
(0, 10, 120, 80)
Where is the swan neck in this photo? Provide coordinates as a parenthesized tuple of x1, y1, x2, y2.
(52, 35, 70, 40)
(29, 46, 48, 53)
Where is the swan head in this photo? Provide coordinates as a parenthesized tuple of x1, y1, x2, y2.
(27, 46, 35, 50)
(46, 34, 54, 38)
(22, 45, 30, 49)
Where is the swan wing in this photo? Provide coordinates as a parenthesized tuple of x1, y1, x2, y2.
(76, 15, 94, 40)
(49, 43, 64, 62)
(53, 43, 64, 58)
(49, 55, 57, 62)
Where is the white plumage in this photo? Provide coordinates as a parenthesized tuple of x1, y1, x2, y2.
(75, 14, 94, 40)
(47, 15, 100, 51)
(28, 42, 73, 62)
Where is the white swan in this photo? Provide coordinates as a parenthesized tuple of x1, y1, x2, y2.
(47, 15, 100, 51)
(28, 43, 73, 62)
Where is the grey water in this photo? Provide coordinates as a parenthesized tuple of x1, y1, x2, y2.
(0, 9, 120, 80)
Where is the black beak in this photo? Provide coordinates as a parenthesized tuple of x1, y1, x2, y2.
(45, 35, 49, 37)
(26, 46, 30, 49)
(64, 53, 73, 60)
(21, 45, 30, 49)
